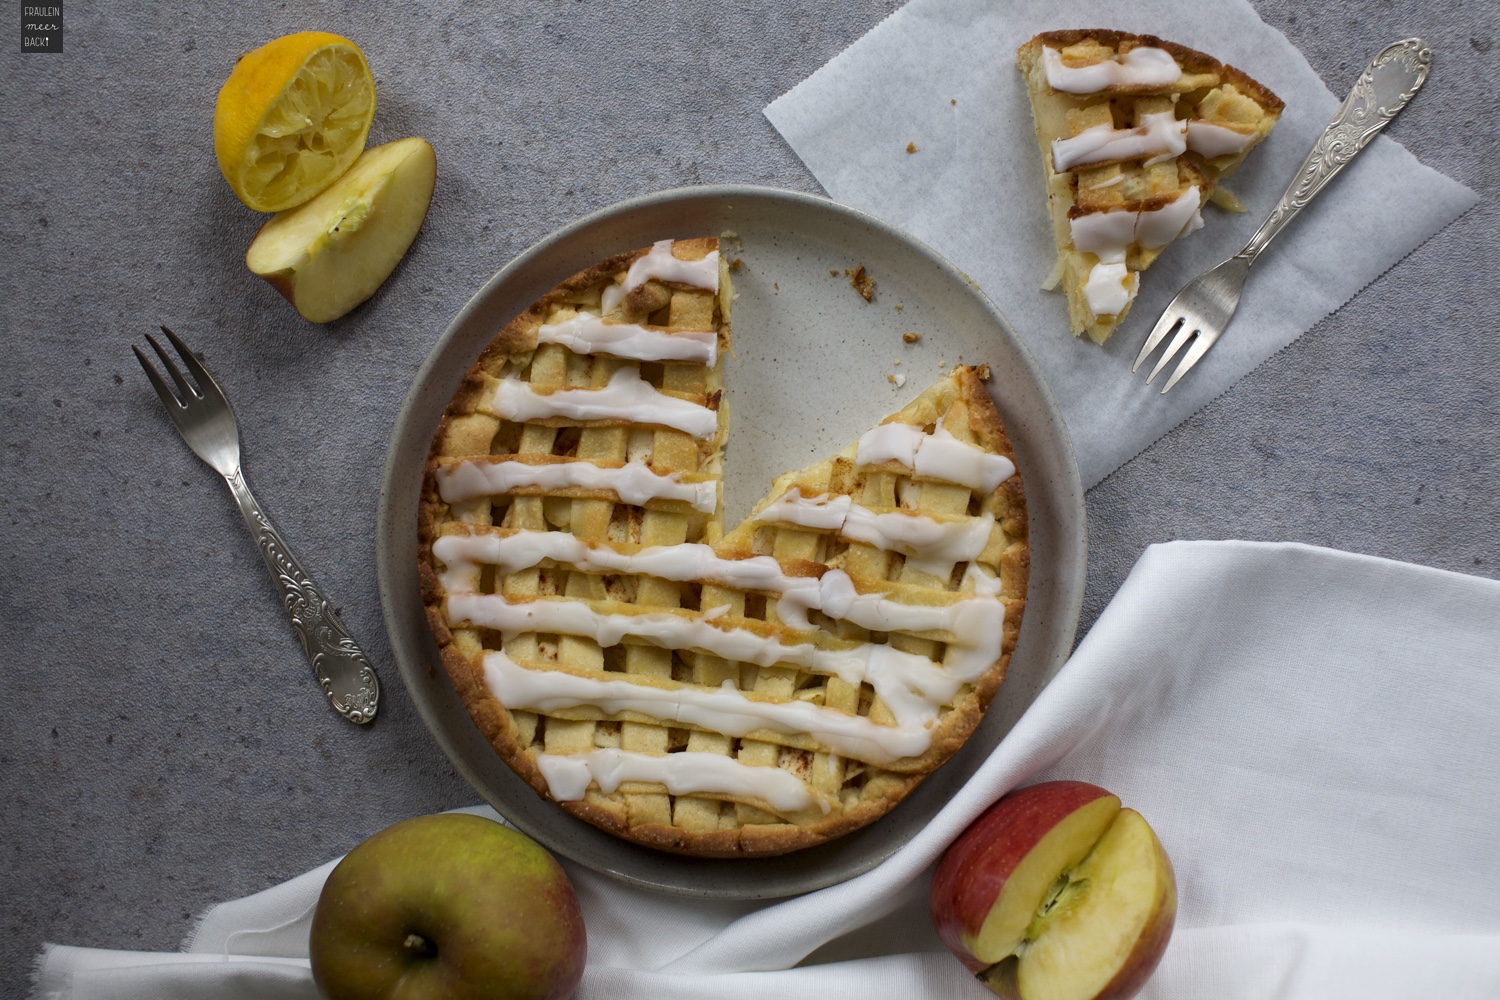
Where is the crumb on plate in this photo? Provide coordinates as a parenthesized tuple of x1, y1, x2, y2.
(844, 265, 875, 302)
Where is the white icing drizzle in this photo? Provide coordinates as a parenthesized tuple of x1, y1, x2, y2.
(1186, 120, 1258, 158)
(484, 650, 932, 764)
(754, 490, 853, 531)
(856, 420, 1016, 494)
(435, 531, 804, 596)
(1082, 255, 1139, 317)
(1052, 112, 1187, 172)
(492, 367, 719, 440)
(1042, 45, 1182, 94)
(1071, 187, 1203, 318)
(533, 747, 826, 814)
(1135, 186, 1205, 248)
(536, 311, 717, 365)
(963, 562, 1003, 597)
(434, 460, 717, 513)
(1070, 211, 1137, 254)
(433, 532, 1002, 639)
(842, 505, 993, 569)
(600, 284, 626, 314)
(755, 490, 993, 578)
(451, 593, 998, 734)
(622, 239, 720, 294)
(1071, 187, 1203, 254)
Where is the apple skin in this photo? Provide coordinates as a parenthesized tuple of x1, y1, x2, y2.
(245, 135, 436, 323)
(930, 781, 1176, 1000)
(931, 780, 1121, 972)
(310, 813, 586, 1000)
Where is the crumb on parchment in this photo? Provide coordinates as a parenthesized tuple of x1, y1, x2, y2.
(845, 265, 875, 302)
(730, 258, 743, 272)
(893, 303, 903, 311)
(829, 269, 839, 277)
(906, 141, 918, 153)
(903, 332, 921, 344)
(975, 363, 992, 381)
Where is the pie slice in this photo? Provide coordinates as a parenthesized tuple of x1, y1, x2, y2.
(1016, 30, 1284, 343)
(420, 238, 1028, 857)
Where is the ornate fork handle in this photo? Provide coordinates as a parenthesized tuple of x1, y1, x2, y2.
(1241, 37, 1432, 262)
(226, 469, 381, 724)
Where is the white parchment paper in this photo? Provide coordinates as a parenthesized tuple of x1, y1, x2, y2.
(764, 0, 1478, 487)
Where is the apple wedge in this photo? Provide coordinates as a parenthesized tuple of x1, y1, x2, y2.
(246, 136, 436, 323)
(931, 781, 1177, 1000)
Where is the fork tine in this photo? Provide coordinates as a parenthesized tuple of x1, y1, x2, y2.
(1145, 326, 1195, 384)
(1159, 331, 1217, 394)
(158, 326, 222, 400)
(132, 344, 183, 410)
(144, 331, 199, 401)
(1132, 312, 1182, 373)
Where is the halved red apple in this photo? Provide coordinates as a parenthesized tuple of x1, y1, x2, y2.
(930, 781, 1176, 1000)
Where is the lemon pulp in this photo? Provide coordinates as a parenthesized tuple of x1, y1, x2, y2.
(214, 33, 376, 213)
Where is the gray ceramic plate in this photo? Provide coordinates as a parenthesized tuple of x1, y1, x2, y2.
(377, 185, 1085, 899)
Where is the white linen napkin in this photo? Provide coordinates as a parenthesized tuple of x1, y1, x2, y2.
(35, 541, 1500, 999)
(763, 0, 1480, 487)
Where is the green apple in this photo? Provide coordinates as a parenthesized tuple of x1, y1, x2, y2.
(245, 135, 436, 323)
(930, 781, 1176, 1000)
(310, 813, 586, 1000)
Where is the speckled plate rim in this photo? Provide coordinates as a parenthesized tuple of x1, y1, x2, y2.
(376, 184, 1086, 899)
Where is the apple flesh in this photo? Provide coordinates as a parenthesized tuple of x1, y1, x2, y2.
(930, 781, 1176, 1000)
(246, 135, 436, 323)
(310, 813, 586, 1000)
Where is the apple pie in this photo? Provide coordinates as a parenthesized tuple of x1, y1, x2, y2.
(1016, 30, 1283, 342)
(419, 238, 1028, 856)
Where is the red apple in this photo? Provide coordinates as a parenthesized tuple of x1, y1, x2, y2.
(310, 813, 586, 1000)
(930, 781, 1176, 1000)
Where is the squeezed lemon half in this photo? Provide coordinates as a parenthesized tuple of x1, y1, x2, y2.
(213, 31, 376, 213)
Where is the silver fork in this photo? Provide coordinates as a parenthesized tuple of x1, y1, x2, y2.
(1133, 37, 1432, 393)
(133, 327, 380, 724)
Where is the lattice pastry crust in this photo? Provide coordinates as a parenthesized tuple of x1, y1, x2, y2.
(1017, 30, 1284, 343)
(419, 238, 1028, 856)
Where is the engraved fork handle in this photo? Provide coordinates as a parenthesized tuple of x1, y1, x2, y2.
(1240, 37, 1432, 263)
(225, 469, 380, 724)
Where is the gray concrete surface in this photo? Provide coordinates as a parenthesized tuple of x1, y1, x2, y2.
(1, 0, 1495, 989)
